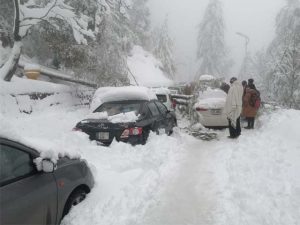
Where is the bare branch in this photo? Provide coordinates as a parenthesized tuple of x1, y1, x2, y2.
(21, 0, 58, 22)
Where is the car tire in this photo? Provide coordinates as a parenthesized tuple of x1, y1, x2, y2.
(62, 188, 87, 218)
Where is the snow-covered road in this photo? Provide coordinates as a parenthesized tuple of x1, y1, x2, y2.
(3, 104, 300, 225)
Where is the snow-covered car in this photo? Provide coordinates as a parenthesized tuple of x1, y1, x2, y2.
(152, 87, 175, 111)
(193, 88, 228, 128)
(74, 86, 177, 146)
(0, 137, 94, 225)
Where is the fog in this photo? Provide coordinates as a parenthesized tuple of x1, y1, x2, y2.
(148, 0, 284, 82)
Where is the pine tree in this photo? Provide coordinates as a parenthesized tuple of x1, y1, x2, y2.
(265, 0, 300, 109)
(196, 0, 231, 78)
(152, 17, 176, 79)
(127, 0, 151, 47)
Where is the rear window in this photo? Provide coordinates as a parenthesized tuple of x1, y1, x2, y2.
(148, 102, 160, 116)
(94, 101, 143, 116)
(156, 94, 167, 103)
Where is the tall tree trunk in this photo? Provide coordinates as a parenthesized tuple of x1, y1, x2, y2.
(0, 0, 22, 81)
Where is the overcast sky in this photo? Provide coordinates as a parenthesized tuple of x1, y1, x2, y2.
(148, 0, 285, 82)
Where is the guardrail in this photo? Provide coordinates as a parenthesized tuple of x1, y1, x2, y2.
(18, 60, 98, 88)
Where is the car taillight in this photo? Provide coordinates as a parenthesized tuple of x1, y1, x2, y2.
(121, 127, 143, 138)
(130, 127, 142, 135)
(196, 107, 208, 112)
(72, 127, 82, 132)
(172, 100, 177, 108)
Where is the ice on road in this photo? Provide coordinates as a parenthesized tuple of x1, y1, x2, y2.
(3, 105, 300, 225)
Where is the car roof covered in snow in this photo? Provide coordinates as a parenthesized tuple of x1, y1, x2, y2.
(90, 86, 157, 112)
(199, 74, 216, 81)
(151, 87, 171, 95)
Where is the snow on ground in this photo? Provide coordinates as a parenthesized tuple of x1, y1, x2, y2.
(1, 92, 300, 225)
(127, 46, 173, 87)
(0, 76, 74, 94)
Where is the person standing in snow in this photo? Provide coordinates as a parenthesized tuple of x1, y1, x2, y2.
(242, 81, 260, 129)
(224, 77, 244, 138)
(242, 80, 247, 96)
(220, 82, 230, 94)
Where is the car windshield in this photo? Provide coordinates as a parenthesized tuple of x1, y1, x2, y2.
(156, 94, 167, 103)
(94, 101, 143, 116)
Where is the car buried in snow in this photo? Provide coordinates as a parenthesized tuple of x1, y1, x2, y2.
(73, 86, 177, 146)
(192, 87, 228, 128)
(151, 87, 176, 111)
(0, 137, 94, 225)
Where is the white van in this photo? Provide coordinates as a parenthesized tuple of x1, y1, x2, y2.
(152, 88, 175, 111)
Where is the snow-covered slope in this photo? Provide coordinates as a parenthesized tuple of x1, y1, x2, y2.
(127, 46, 173, 87)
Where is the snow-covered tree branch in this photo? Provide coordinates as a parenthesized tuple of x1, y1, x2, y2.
(0, 0, 95, 81)
(264, 0, 300, 109)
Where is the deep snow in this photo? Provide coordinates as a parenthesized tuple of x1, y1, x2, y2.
(1, 94, 300, 225)
(127, 46, 173, 87)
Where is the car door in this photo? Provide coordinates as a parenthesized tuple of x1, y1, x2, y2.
(147, 101, 164, 132)
(155, 101, 174, 131)
(0, 142, 58, 225)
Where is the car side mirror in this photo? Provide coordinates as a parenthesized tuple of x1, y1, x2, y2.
(42, 159, 56, 173)
(166, 109, 171, 113)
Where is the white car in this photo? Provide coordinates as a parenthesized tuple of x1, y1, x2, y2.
(151, 88, 175, 111)
(193, 88, 228, 128)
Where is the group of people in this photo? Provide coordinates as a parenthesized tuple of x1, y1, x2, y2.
(224, 77, 261, 139)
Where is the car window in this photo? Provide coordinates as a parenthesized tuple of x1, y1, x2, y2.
(148, 102, 160, 116)
(95, 102, 142, 116)
(139, 104, 150, 118)
(156, 94, 167, 103)
(155, 101, 168, 114)
(0, 145, 35, 185)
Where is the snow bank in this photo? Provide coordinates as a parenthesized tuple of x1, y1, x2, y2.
(127, 46, 173, 87)
(0, 76, 72, 94)
(0, 112, 86, 163)
(211, 109, 300, 225)
(90, 86, 157, 112)
(0, 76, 93, 115)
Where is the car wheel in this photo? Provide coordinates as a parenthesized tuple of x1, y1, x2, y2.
(62, 188, 87, 218)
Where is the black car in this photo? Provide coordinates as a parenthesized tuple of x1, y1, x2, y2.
(74, 99, 177, 145)
(0, 137, 94, 225)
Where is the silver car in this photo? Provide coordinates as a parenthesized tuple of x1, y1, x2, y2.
(0, 137, 94, 225)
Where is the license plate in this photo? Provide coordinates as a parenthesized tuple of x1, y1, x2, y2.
(96, 132, 109, 140)
(211, 109, 222, 115)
